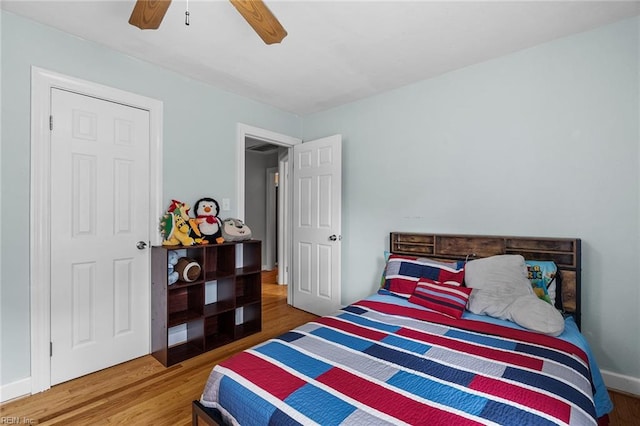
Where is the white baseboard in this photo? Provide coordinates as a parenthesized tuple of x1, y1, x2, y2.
(602, 369, 640, 396)
(0, 377, 31, 403)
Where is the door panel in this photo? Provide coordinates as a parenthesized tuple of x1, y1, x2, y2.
(318, 244, 332, 298)
(114, 159, 135, 233)
(292, 135, 342, 316)
(72, 262, 96, 346)
(319, 175, 332, 226)
(114, 258, 134, 335)
(73, 154, 97, 236)
(298, 242, 312, 293)
(50, 88, 150, 385)
(298, 176, 312, 226)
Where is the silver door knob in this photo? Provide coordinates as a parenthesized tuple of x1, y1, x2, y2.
(136, 241, 148, 250)
(329, 235, 341, 241)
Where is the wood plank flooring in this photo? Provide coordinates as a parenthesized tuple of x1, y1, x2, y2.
(2, 269, 639, 425)
(608, 389, 640, 426)
(0, 270, 316, 425)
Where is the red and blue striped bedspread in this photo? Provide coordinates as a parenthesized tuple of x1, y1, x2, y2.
(201, 298, 598, 425)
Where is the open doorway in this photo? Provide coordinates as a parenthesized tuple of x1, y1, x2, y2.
(244, 140, 282, 271)
(265, 166, 279, 271)
(236, 124, 301, 288)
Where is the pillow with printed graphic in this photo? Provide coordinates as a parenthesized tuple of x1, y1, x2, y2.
(526, 260, 558, 304)
(380, 254, 465, 299)
(408, 278, 472, 319)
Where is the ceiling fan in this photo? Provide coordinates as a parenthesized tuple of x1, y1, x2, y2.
(128, 0, 287, 45)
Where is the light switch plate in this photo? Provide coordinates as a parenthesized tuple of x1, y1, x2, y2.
(222, 198, 230, 211)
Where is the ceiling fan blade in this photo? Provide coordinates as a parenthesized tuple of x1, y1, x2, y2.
(229, 0, 288, 45)
(129, 0, 172, 30)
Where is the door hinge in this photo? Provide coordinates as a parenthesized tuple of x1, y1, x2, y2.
(49, 115, 53, 131)
(50, 341, 53, 357)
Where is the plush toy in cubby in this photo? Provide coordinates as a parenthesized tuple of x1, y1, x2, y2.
(167, 251, 179, 285)
(175, 257, 202, 282)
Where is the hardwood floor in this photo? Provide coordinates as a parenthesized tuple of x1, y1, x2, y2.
(608, 389, 640, 426)
(1, 269, 639, 425)
(0, 270, 316, 425)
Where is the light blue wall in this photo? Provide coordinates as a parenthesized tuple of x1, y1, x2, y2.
(302, 17, 640, 381)
(0, 11, 301, 385)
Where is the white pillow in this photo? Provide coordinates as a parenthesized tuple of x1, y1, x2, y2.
(466, 255, 564, 335)
(468, 290, 564, 335)
(509, 294, 565, 336)
(467, 286, 520, 319)
(465, 254, 533, 295)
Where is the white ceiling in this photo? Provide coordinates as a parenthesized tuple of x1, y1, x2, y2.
(3, 1, 639, 115)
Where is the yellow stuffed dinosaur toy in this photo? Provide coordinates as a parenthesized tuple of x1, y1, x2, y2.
(159, 200, 208, 246)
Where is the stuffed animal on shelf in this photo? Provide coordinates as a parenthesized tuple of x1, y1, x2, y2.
(166, 199, 208, 244)
(167, 251, 179, 285)
(159, 211, 195, 246)
(194, 197, 224, 244)
(159, 199, 207, 246)
(167, 199, 190, 221)
(221, 218, 252, 241)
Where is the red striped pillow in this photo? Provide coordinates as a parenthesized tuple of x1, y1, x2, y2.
(408, 279, 472, 319)
(383, 254, 465, 298)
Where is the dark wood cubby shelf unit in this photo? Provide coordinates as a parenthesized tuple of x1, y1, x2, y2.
(151, 240, 262, 367)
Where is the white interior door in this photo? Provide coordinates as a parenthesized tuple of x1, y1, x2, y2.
(292, 134, 342, 316)
(49, 88, 151, 385)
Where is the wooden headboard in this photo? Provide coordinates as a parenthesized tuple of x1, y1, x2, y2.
(390, 232, 582, 328)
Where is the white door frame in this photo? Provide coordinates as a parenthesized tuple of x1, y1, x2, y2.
(30, 67, 163, 393)
(236, 124, 301, 290)
(277, 153, 290, 286)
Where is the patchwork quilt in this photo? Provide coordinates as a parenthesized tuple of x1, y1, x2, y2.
(201, 298, 598, 425)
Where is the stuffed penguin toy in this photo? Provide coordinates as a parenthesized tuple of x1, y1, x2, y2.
(194, 197, 224, 243)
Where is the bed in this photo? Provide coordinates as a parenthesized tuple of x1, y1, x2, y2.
(193, 232, 612, 425)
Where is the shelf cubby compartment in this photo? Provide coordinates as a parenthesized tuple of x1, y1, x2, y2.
(167, 319, 204, 366)
(204, 312, 235, 351)
(235, 301, 262, 339)
(203, 243, 236, 280)
(167, 283, 203, 327)
(183, 246, 206, 264)
(204, 277, 235, 309)
(235, 273, 261, 306)
(238, 240, 262, 274)
(391, 233, 435, 256)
